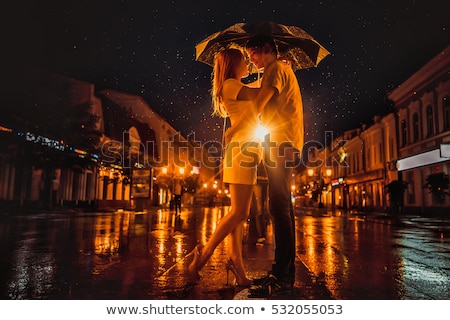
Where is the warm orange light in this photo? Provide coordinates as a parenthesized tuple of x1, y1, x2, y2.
(254, 124, 269, 141)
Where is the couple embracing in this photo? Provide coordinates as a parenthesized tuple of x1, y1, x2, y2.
(188, 35, 304, 298)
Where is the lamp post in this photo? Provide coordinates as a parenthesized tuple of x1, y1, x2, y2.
(160, 167, 168, 205)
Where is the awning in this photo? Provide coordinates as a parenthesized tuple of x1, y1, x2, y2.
(397, 145, 450, 171)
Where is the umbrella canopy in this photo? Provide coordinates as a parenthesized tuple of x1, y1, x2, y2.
(196, 21, 330, 71)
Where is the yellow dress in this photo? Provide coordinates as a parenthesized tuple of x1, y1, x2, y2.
(222, 78, 261, 185)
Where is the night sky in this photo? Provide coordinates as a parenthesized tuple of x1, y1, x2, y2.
(3, 0, 449, 145)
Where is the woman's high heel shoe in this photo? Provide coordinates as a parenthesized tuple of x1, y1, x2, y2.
(225, 258, 252, 287)
(187, 245, 203, 279)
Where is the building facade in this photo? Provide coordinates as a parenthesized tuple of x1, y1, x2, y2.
(390, 46, 450, 214)
(97, 90, 215, 208)
(297, 45, 450, 214)
(0, 70, 103, 209)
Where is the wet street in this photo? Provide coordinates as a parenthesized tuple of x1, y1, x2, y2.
(295, 209, 450, 299)
(0, 206, 449, 300)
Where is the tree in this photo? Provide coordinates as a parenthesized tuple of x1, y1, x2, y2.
(385, 180, 408, 214)
(424, 173, 450, 204)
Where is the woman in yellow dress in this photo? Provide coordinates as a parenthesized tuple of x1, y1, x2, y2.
(188, 48, 260, 286)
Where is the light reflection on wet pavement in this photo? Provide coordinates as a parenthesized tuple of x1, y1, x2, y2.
(295, 210, 450, 299)
(0, 207, 449, 299)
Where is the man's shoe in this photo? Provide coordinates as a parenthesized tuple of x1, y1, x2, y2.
(252, 272, 273, 286)
(249, 274, 293, 298)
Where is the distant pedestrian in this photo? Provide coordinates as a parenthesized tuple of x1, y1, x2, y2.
(174, 179, 183, 215)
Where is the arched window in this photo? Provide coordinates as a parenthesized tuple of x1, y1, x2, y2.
(413, 112, 419, 142)
(443, 96, 450, 131)
(426, 105, 434, 136)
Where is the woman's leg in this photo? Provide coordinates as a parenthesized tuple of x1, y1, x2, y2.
(194, 183, 253, 272)
(228, 184, 254, 283)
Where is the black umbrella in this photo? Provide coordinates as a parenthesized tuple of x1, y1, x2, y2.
(195, 21, 330, 71)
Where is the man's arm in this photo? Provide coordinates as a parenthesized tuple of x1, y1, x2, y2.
(255, 85, 277, 113)
(224, 84, 276, 143)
